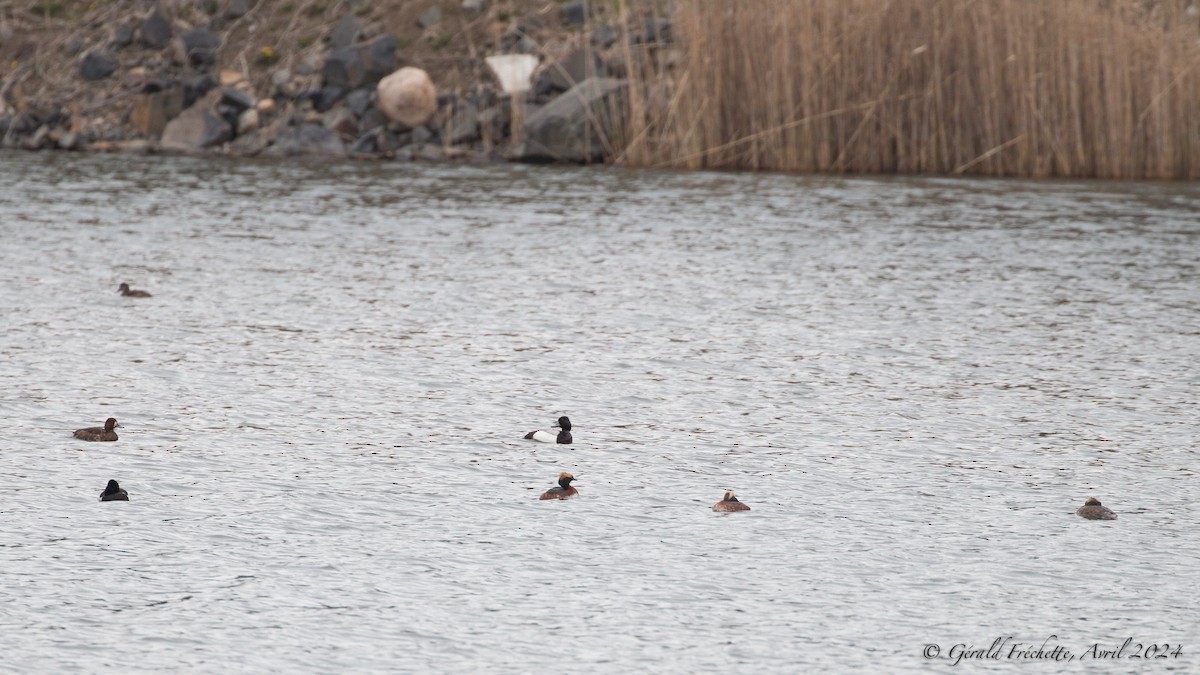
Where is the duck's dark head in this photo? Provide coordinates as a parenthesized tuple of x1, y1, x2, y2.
(557, 472, 575, 489)
(118, 283, 130, 294)
(1084, 497, 1102, 506)
(104, 418, 120, 431)
(554, 416, 572, 431)
(723, 490, 739, 503)
(103, 479, 121, 495)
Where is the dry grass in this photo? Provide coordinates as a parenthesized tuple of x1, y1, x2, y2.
(619, 0, 1200, 179)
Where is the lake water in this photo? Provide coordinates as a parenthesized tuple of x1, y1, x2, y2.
(1, 151, 1197, 673)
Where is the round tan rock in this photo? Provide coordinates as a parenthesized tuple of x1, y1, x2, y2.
(376, 67, 437, 128)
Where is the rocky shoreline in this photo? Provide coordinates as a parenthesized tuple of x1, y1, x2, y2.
(0, 0, 672, 165)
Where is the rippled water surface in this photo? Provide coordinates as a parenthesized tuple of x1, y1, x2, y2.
(1, 151, 1198, 673)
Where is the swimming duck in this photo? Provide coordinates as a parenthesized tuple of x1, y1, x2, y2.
(1077, 497, 1117, 520)
(118, 283, 152, 298)
(712, 490, 750, 512)
(73, 418, 120, 442)
(525, 416, 572, 444)
(539, 472, 578, 500)
(100, 479, 129, 502)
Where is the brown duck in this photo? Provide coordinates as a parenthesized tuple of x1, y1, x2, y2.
(74, 418, 120, 442)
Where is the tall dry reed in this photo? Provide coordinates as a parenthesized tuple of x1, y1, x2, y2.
(617, 0, 1200, 178)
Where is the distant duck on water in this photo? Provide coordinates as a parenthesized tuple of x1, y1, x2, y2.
(73, 418, 121, 442)
(539, 473, 578, 500)
(100, 480, 129, 501)
(118, 283, 152, 298)
(712, 490, 750, 512)
(525, 416, 572, 444)
(1077, 497, 1117, 520)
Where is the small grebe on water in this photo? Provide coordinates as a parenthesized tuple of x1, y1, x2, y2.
(712, 490, 750, 512)
(1077, 497, 1116, 520)
(118, 283, 152, 297)
(539, 472, 578, 500)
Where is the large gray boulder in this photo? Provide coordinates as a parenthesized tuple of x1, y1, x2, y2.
(161, 100, 232, 151)
(518, 77, 626, 163)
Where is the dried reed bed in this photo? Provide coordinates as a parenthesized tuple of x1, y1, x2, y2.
(618, 0, 1200, 178)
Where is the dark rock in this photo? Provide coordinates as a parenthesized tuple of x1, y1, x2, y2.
(322, 47, 364, 89)
(66, 38, 84, 56)
(561, 0, 587, 26)
(518, 77, 626, 163)
(324, 108, 359, 138)
(185, 74, 218, 109)
(141, 8, 173, 49)
(112, 23, 135, 49)
(535, 48, 603, 96)
(161, 101, 233, 151)
(225, 0, 250, 20)
(345, 88, 373, 118)
(43, 109, 66, 129)
(639, 18, 672, 44)
(410, 125, 434, 145)
(216, 103, 241, 131)
(417, 6, 442, 29)
(377, 130, 402, 153)
(329, 14, 362, 49)
(221, 86, 257, 111)
(359, 106, 388, 132)
(313, 85, 348, 112)
(350, 131, 378, 155)
(322, 35, 396, 90)
(591, 25, 617, 49)
(183, 28, 220, 66)
(362, 36, 398, 86)
(80, 52, 117, 81)
(7, 112, 41, 140)
(263, 123, 345, 157)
